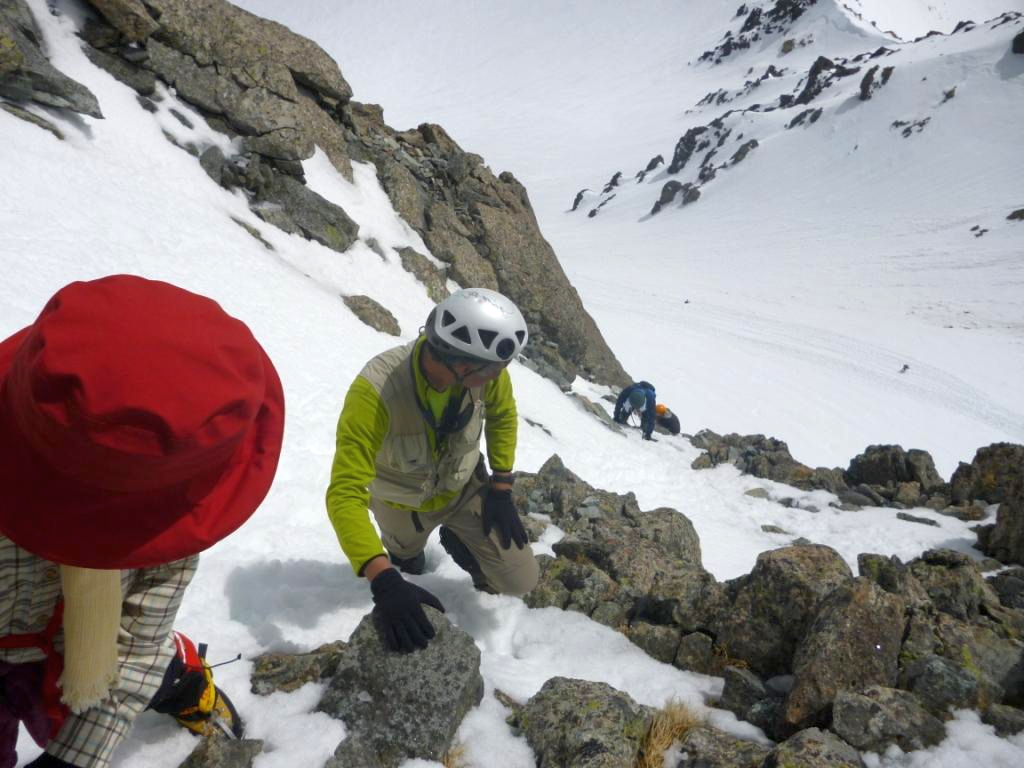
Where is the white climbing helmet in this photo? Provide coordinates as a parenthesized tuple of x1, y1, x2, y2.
(424, 288, 529, 363)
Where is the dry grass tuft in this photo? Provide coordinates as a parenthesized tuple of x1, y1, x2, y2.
(443, 741, 469, 768)
(636, 699, 705, 768)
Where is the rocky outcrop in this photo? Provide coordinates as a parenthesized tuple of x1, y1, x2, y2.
(950, 443, 1024, 504)
(511, 677, 651, 768)
(519, 455, 722, 661)
(763, 728, 864, 768)
(831, 686, 945, 752)
(250, 641, 346, 695)
(675, 726, 773, 768)
(178, 738, 264, 768)
(342, 114, 630, 386)
(0, 0, 101, 116)
(317, 608, 483, 768)
(62, 0, 626, 389)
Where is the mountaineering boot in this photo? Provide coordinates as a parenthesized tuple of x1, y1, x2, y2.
(389, 549, 426, 575)
(148, 632, 244, 739)
(439, 525, 494, 593)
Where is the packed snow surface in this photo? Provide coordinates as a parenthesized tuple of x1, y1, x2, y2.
(2, 1, 1023, 766)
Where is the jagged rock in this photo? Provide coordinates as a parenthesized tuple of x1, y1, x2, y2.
(178, 737, 264, 768)
(519, 456, 721, 653)
(1013, 29, 1024, 54)
(730, 139, 758, 164)
(514, 677, 651, 768)
(566, 393, 622, 432)
(898, 653, 1001, 714)
(763, 727, 864, 768)
(570, 188, 589, 211)
(719, 665, 769, 721)
(964, 456, 1024, 565)
(251, 641, 346, 695)
(846, 445, 944, 492)
(253, 173, 359, 253)
(318, 608, 483, 768)
(929, 614, 1024, 705)
(0, 101, 63, 139)
(982, 703, 1024, 736)
(0, 0, 102, 116)
(793, 56, 836, 105)
(1008, 208, 1024, 221)
(689, 430, 847, 493)
(908, 548, 1001, 622)
(674, 631, 714, 673)
(626, 621, 681, 664)
(602, 170, 622, 193)
(651, 180, 683, 214)
(898, 511, 939, 526)
(780, 579, 906, 734)
(397, 246, 448, 303)
(709, 545, 853, 677)
(674, 726, 772, 768)
(831, 686, 945, 753)
(86, 0, 159, 42)
(343, 295, 400, 336)
(82, 45, 156, 95)
(857, 554, 931, 609)
(668, 126, 710, 174)
(140, 0, 353, 175)
(988, 567, 1024, 609)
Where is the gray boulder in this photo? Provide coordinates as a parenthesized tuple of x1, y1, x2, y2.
(988, 567, 1024, 610)
(982, 702, 1024, 736)
(318, 608, 483, 768)
(177, 737, 263, 768)
(674, 725, 772, 767)
(898, 653, 999, 714)
(719, 665, 770, 721)
(780, 579, 906, 734)
(709, 545, 853, 677)
(0, 0, 102, 116)
(343, 295, 400, 336)
(832, 685, 945, 752)
(907, 549, 1001, 622)
(253, 173, 359, 253)
(763, 728, 864, 768)
(514, 677, 651, 768)
(397, 246, 448, 303)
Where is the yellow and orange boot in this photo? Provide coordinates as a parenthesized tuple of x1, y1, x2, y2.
(148, 632, 244, 739)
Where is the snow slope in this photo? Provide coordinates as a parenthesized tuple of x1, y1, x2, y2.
(1, 1, 1023, 766)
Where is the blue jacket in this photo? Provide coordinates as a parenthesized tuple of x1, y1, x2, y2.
(613, 381, 656, 438)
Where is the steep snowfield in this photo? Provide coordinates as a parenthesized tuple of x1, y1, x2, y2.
(2, 1, 1024, 766)
(238, 0, 1024, 477)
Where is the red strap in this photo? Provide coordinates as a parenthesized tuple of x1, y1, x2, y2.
(0, 601, 70, 738)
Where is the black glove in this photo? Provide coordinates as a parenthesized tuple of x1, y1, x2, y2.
(27, 755, 78, 768)
(370, 569, 445, 652)
(482, 488, 527, 550)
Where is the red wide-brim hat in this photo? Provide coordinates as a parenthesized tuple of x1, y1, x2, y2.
(0, 275, 285, 569)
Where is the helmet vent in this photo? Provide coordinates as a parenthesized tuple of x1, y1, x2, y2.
(451, 325, 472, 345)
(495, 338, 515, 360)
(515, 330, 526, 344)
(441, 310, 457, 327)
(478, 329, 498, 349)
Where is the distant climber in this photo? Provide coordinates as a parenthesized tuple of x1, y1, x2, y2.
(899, 364, 910, 373)
(614, 381, 657, 440)
(655, 403, 681, 435)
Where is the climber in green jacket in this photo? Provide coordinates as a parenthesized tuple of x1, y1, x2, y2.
(326, 288, 539, 652)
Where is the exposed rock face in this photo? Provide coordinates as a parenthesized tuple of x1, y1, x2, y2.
(397, 246, 448, 303)
(514, 677, 651, 768)
(253, 172, 359, 251)
(831, 686, 945, 753)
(70, 0, 627, 389)
(317, 608, 483, 768)
(847, 445, 945, 493)
(519, 456, 722, 659)
(0, 0, 102, 116)
(709, 545, 853, 677)
(343, 115, 630, 387)
(780, 579, 906, 733)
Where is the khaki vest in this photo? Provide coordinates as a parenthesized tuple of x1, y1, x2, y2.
(360, 341, 484, 508)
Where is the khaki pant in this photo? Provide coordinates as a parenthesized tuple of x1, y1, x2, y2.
(370, 460, 539, 596)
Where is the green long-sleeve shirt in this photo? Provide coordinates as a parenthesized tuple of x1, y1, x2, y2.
(326, 339, 517, 574)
